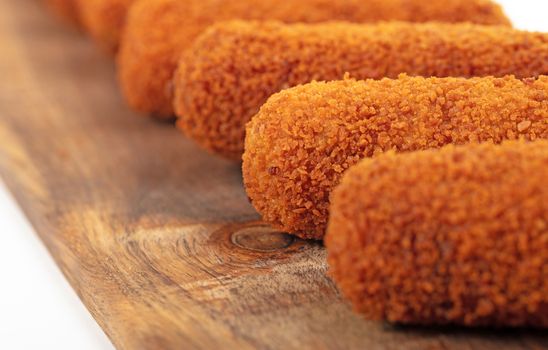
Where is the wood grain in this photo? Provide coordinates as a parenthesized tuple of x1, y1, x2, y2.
(0, 1, 547, 349)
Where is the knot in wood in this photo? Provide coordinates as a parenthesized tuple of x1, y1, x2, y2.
(231, 226, 294, 252)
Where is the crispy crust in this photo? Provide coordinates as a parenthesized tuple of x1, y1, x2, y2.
(326, 140, 548, 327)
(77, 0, 134, 53)
(45, 0, 81, 26)
(118, 0, 510, 118)
(176, 21, 547, 159)
(242, 75, 548, 239)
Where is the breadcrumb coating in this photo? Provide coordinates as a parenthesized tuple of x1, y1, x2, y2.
(242, 75, 548, 240)
(77, 0, 134, 53)
(326, 140, 548, 327)
(118, 0, 510, 118)
(176, 20, 547, 159)
(44, 0, 81, 27)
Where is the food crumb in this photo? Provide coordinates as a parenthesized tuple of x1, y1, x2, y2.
(518, 120, 532, 132)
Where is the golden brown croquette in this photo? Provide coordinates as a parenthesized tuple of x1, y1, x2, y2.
(118, 0, 510, 118)
(175, 21, 547, 160)
(326, 140, 548, 327)
(77, 0, 134, 53)
(242, 75, 548, 240)
(44, 0, 81, 26)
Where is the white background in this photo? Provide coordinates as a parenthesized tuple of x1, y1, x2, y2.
(0, 1, 546, 349)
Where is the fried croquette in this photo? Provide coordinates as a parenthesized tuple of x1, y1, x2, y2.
(45, 0, 80, 26)
(77, 0, 134, 53)
(326, 140, 548, 327)
(175, 21, 547, 160)
(118, 0, 510, 118)
(242, 75, 548, 240)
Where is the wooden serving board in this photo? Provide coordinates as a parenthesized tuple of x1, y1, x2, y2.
(1, 1, 547, 349)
